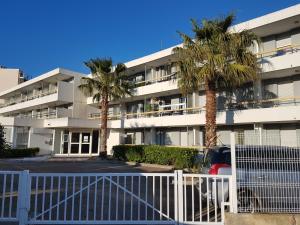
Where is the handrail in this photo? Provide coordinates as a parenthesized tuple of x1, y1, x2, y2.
(89, 106, 205, 119)
(229, 96, 300, 106)
(256, 44, 300, 58)
(131, 45, 300, 87)
(134, 72, 177, 86)
(0, 88, 58, 108)
(88, 96, 300, 120)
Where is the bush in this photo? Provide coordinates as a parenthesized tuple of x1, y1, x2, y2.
(0, 124, 6, 152)
(0, 148, 39, 158)
(113, 145, 198, 169)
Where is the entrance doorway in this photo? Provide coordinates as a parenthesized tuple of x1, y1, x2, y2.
(60, 130, 99, 156)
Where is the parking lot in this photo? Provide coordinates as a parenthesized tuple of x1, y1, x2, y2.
(0, 158, 173, 173)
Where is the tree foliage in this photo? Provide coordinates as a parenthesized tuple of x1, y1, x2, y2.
(78, 58, 134, 157)
(173, 14, 260, 148)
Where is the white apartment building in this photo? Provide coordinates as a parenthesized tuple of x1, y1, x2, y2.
(1, 4, 300, 156)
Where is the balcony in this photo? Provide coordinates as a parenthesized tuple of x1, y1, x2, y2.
(86, 73, 179, 104)
(0, 81, 73, 114)
(258, 44, 300, 73)
(0, 87, 58, 108)
(133, 72, 177, 87)
(11, 108, 73, 119)
(88, 96, 300, 128)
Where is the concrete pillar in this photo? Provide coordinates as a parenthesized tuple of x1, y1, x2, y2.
(150, 127, 156, 144)
(199, 129, 204, 148)
(27, 128, 33, 148)
(107, 129, 124, 155)
(254, 123, 263, 145)
(254, 79, 263, 101)
(151, 68, 155, 82)
(11, 126, 17, 148)
(192, 92, 200, 108)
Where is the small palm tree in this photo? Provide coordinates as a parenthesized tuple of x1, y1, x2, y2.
(79, 58, 133, 158)
(173, 14, 260, 149)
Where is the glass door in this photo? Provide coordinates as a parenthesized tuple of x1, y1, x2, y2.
(81, 132, 91, 154)
(62, 130, 69, 154)
(70, 132, 80, 154)
(60, 131, 93, 156)
(92, 130, 99, 154)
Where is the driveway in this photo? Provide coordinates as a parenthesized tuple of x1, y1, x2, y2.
(0, 158, 174, 225)
(0, 158, 172, 173)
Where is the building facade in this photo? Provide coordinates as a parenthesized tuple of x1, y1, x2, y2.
(1, 5, 300, 156)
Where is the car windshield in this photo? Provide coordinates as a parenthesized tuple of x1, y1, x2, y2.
(207, 147, 231, 166)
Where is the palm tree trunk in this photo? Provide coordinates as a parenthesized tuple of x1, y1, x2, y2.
(205, 79, 217, 149)
(99, 95, 108, 158)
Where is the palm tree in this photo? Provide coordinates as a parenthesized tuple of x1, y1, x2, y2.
(79, 58, 133, 158)
(173, 14, 260, 149)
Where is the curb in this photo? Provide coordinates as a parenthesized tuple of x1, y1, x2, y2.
(125, 161, 174, 170)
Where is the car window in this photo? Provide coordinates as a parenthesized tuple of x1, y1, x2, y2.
(209, 150, 231, 165)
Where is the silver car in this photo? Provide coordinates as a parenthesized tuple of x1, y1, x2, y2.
(200, 145, 300, 213)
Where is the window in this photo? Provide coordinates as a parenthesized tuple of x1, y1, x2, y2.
(71, 133, 80, 143)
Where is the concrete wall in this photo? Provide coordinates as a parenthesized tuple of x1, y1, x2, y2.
(225, 213, 300, 225)
(28, 128, 54, 155)
(53, 129, 62, 154)
(0, 68, 20, 94)
(107, 129, 123, 155)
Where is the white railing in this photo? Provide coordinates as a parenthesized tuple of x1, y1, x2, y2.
(0, 171, 21, 223)
(0, 87, 58, 108)
(134, 72, 177, 87)
(88, 96, 300, 120)
(0, 170, 232, 225)
(7, 108, 72, 120)
(159, 103, 186, 111)
(256, 44, 300, 59)
(181, 173, 232, 224)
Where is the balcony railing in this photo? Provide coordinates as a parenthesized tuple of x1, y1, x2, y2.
(88, 96, 300, 120)
(133, 72, 177, 87)
(127, 45, 300, 88)
(256, 44, 300, 59)
(89, 105, 203, 120)
(0, 87, 58, 108)
(9, 108, 72, 119)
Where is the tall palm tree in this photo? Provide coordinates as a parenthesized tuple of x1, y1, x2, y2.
(79, 58, 133, 158)
(173, 14, 260, 149)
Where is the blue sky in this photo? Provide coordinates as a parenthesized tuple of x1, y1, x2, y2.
(0, 0, 299, 77)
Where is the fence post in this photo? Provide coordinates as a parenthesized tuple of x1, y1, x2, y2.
(176, 170, 184, 225)
(17, 170, 30, 225)
(230, 132, 238, 213)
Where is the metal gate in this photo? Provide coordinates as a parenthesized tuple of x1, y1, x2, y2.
(0, 170, 232, 225)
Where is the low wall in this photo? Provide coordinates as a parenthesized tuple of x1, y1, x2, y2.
(225, 213, 300, 225)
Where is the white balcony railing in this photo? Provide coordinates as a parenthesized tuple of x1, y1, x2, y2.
(127, 45, 300, 88)
(256, 44, 300, 59)
(134, 72, 177, 87)
(88, 96, 300, 120)
(11, 108, 72, 120)
(0, 87, 58, 108)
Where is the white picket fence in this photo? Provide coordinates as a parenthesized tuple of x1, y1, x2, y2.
(0, 170, 233, 225)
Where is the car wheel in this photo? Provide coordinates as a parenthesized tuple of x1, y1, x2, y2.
(237, 189, 260, 213)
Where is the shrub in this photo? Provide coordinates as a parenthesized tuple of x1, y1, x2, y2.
(0, 124, 6, 152)
(113, 145, 198, 169)
(0, 148, 39, 158)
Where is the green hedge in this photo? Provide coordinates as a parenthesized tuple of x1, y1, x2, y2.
(113, 145, 198, 169)
(0, 148, 39, 158)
